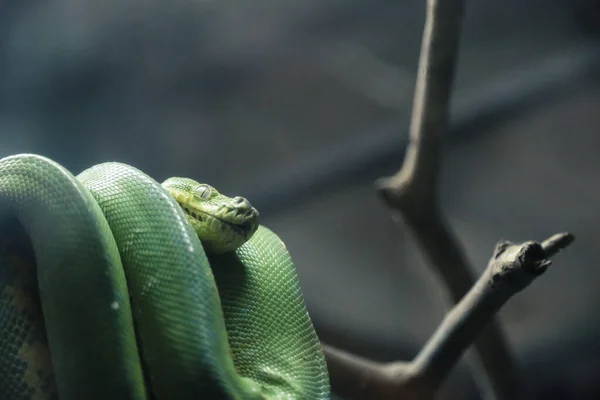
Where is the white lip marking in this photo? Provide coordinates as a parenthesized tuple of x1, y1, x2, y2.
(110, 301, 119, 310)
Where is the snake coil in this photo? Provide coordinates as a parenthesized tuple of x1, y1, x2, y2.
(0, 154, 330, 400)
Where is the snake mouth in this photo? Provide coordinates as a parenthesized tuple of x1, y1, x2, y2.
(179, 203, 257, 239)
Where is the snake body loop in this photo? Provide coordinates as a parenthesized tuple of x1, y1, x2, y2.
(0, 154, 330, 400)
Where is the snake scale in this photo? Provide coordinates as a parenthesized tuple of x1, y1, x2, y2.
(0, 154, 330, 400)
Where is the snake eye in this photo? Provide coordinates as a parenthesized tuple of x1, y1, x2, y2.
(195, 185, 211, 199)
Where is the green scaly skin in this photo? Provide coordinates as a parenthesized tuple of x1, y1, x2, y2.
(0, 154, 330, 400)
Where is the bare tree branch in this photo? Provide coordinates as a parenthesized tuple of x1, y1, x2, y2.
(409, 233, 574, 391)
(324, 233, 574, 399)
(322, 0, 579, 398)
(371, 0, 524, 398)
(324, 345, 415, 399)
(322, 0, 531, 398)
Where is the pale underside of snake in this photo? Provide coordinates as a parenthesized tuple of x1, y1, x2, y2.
(0, 154, 330, 400)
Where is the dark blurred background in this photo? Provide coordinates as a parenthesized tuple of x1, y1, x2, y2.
(1, 0, 600, 398)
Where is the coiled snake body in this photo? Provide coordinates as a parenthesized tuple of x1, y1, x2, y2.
(0, 154, 330, 399)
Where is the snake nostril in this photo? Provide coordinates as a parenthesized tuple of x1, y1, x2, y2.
(234, 196, 252, 211)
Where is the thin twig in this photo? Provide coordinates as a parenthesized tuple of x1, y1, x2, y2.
(372, 0, 524, 398)
(323, 233, 574, 399)
(409, 233, 574, 390)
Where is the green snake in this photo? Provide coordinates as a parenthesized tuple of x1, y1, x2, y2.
(0, 154, 330, 400)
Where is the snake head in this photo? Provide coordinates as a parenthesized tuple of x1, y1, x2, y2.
(162, 177, 259, 254)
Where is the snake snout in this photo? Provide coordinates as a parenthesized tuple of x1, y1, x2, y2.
(233, 196, 252, 211)
(233, 196, 259, 221)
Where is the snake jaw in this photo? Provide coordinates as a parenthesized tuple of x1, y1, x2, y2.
(161, 177, 259, 254)
(184, 206, 258, 254)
